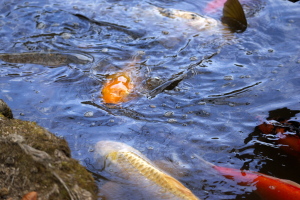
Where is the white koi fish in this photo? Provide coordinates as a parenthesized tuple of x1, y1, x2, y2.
(156, 0, 247, 33)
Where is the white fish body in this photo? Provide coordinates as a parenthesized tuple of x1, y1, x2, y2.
(156, 7, 220, 31)
(94, 141, 200, 200)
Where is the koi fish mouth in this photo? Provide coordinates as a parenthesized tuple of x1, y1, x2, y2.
(101, 74, 133, 104)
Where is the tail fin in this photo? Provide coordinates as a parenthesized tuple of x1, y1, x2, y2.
(222, 0, 247, 33)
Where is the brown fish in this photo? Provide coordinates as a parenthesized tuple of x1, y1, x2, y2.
(0, 52, 93, 66)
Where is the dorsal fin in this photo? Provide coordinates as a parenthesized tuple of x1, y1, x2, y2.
(221, 0, 247, 33)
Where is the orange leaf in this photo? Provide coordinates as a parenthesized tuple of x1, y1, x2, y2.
(22, 191, 37, 200)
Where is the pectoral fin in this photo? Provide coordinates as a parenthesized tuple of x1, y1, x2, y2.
(222, 0, 247, 32)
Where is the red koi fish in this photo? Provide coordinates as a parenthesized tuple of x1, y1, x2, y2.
(277, 133, 300, 158)
(213, 165, 300, 200)
(258, 120, 300, 158)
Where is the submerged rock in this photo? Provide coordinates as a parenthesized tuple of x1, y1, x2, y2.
(0, 99, 98, 200)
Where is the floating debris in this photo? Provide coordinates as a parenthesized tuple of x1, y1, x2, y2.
(223, 75, 233, 80)
(36, 22, 46, 29)
(84, 111, 94, 117)
(164, 111, 174, 117)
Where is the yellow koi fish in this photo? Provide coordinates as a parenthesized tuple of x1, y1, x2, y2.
(94, 141, 200, 200)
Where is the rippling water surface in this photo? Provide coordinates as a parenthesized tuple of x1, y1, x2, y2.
(1, 0, 300, 199)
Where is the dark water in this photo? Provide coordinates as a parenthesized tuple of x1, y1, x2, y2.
(0, 0, 300, 199)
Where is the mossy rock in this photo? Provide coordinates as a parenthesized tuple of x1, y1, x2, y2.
(0, 99, 98, 200)
(0, 99, 13, 119)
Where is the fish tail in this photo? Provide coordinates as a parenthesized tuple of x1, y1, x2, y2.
(222, 0, 247, 32)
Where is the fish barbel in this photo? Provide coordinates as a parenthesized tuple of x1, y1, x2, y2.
(94, 141, 200, 200)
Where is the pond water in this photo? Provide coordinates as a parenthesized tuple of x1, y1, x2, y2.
(0, 0, 300, 199)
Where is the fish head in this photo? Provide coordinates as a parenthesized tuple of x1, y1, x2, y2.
(101, 73, 133, 104)
(94, 141, 145, 173)
(94, 141, 126, 171)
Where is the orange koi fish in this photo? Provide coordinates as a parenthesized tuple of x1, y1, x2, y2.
(258, 120, 300, 158)
(101, 57, 139, 104)
(101, 72, 134, 104)
(213, 165, 300, 200)
(194, 155, 300, 200)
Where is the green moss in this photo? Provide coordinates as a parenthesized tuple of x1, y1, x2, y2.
(0, 117, 98, 200)
(0, 119, 71, 157)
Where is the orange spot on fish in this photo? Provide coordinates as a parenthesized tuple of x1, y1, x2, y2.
(101, 73, 133, 104)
